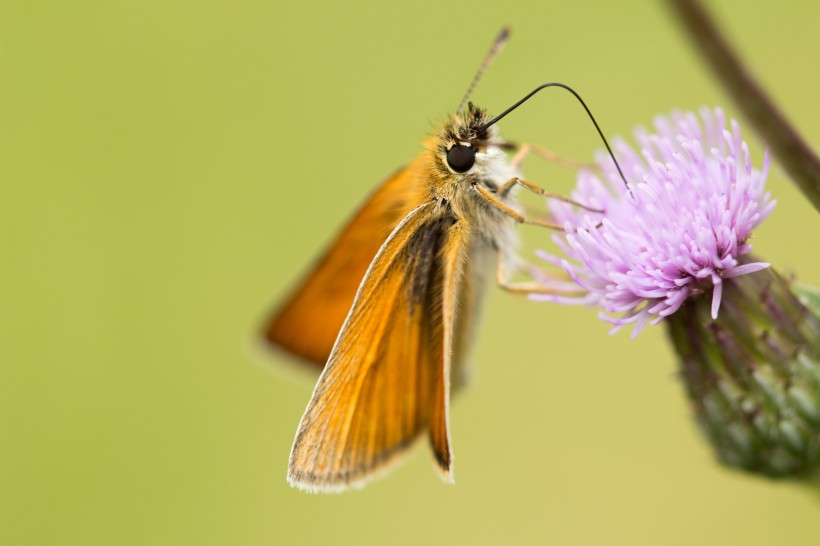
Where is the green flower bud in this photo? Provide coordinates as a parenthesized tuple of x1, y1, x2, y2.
(667, 264, 820, 477)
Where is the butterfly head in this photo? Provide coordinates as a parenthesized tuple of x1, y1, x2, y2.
(436, 102, 503, 177)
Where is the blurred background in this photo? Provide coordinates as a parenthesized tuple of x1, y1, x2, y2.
(2, 1, 819, 544)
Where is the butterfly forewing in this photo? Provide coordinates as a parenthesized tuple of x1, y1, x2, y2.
(264, 160, 430, 367)
(287, 200, 470, 491)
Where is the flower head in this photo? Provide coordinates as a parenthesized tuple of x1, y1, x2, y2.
(534, 107, 776, 337)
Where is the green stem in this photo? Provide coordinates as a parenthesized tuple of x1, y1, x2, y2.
(667, 0, 820, 212)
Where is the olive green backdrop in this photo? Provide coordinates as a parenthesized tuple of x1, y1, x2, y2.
(2, 1, 819, 545)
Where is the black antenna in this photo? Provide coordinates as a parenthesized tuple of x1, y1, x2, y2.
(456, 27, 511, 116)
(479, 82, 631, 193)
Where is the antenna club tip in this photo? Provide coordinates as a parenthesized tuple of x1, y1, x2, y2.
(498, 26, 511, 42)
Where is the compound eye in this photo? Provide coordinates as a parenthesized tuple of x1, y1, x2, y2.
(446, 144, 475, 173)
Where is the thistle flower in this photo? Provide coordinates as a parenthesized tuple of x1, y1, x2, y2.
(533, 108, 820, 478)
(533, 107, 776, 337)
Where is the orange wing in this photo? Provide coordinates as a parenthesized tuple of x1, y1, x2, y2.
(286, 201, 471, 492)
(263, 156, 430, 367)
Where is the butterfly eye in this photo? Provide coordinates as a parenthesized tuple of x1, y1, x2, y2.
(446, 144, 476, 173)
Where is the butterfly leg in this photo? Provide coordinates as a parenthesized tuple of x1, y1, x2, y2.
(497, 177, 603, 212)
(511, 143, 593, 171)
(495, 253, 583, 296)
(472, 183, 565, 230)
(506, 144, 602, 211)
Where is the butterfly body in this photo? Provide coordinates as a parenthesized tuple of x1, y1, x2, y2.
(266, 104, 524, 491)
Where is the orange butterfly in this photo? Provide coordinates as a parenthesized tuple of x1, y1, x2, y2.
(262, 29, 623, 492)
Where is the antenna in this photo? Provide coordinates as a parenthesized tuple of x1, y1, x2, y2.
(456, 27, 510, 116)
(479, 82, 631, 193)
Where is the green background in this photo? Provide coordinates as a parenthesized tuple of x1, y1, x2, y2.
(2, 1, 819, 545)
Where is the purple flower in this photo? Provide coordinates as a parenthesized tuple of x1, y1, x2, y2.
(532, 107, 776, 337)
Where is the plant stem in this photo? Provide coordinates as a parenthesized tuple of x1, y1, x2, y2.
(667, 0, 820, 212)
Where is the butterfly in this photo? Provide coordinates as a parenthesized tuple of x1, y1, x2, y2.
(261, 29, 624, 492)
